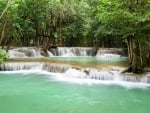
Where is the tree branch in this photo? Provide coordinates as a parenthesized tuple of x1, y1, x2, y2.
(0, 0, 11, 20)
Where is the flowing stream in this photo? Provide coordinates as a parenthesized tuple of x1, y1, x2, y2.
(0, 47, 150, 113)
(0, 72, 150, 113)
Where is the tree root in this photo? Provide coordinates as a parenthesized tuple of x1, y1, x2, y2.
(121, 66, 132, 73)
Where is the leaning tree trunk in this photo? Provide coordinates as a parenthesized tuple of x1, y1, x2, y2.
(146, 49, 150, 66)
(0, 18, 7, 45)
(127, 36, 144, 74)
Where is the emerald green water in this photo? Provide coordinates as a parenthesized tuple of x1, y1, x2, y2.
(0, 72, 150, 113)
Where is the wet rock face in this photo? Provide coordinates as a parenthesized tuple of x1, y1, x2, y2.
(83, 68, 90, 75)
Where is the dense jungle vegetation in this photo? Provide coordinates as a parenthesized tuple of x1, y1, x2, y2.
(0, 0, 150, 73)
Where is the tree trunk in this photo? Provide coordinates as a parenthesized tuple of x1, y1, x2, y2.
(127, 36, 144, 73)
(0, 18, 7, 45)
(146, 50, 150, 66)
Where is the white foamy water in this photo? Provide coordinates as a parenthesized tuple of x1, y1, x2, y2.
(48, 72, 150, 89)
(97, 54, 121, 58)
(8, 47, 42, 58)
(1, 69, 150, 89)
(49, 47, 96, 56)
(0, 62, 150, 89)
(48, 47, 127, 57)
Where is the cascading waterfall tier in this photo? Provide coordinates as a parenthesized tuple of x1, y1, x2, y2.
(96, 48, 128, 58)
(49, 47, 97, 56)
(0, 62, 149, 83)
(48, 47, 128, 57)
(8, 47, 42, 58)
(43, 63, 71, 73)
(64, 68, 150, 83)
(6, 47, 128, 57)
(0, 63, 44, 71)
(0, 62, 71, 73)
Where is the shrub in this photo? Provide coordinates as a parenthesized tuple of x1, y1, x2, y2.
(0, 49, 8, 63)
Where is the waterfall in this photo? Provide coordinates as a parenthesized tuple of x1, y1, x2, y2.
(97, 54, 121, 58)
(96, 48, 128, 58)
(120, 74, 150, 83)
(88, 69, 113, 80)
(0, 62, 71, 73)
(42, 63, 71, 73)
(0, 63, 44, 71)
(64, 68, 150, 83)
(49, 47, 96, 56)
(7, 47, 128, 57)
(64, 68, 113, 80)
(8, 47, 42, 58)
(57, 47, 73, 56)
(1, 62, 149, 83)
(65, 68, 87, 78)
(48, 47, 128, 57)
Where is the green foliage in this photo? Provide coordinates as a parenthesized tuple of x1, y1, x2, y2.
(0, 49, 8, 63)
(0, 0, 149, 47)
(0, 0, 149, 72)
(96, 0, 150, 38)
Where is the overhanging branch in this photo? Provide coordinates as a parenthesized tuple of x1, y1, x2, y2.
(0, 0, 11, 20)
